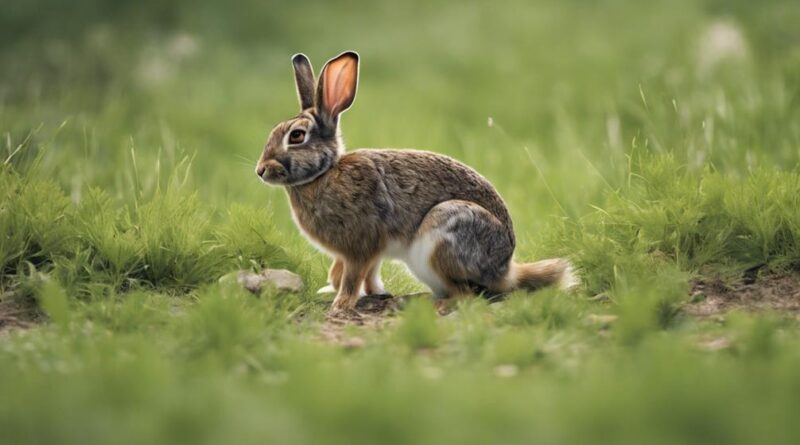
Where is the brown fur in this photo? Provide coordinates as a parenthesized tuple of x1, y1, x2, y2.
(256, 51, 575, 311)
(286, 150, 513, 256)
(503, 259, 573, 292)
(292, 54, 316, 110)
(328, 258, 343, 291)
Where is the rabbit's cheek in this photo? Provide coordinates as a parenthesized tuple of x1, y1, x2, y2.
(293, 160, 318, 182)
(289, 152, 330, 183)
(275, 156, 293, 175)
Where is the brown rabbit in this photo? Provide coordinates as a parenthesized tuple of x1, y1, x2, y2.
(256, 51, 576, 312)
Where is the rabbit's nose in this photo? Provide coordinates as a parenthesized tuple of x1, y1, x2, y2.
(258, 160, 288, 181)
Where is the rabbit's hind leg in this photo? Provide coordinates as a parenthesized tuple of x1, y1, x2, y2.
(410, 200, 514, 300)
(321, 258, 385, 297)
(327, 258, 343, 292)
(362, 259, 386, 296)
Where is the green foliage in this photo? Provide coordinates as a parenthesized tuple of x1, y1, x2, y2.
(0, 169, 306, 297)
(180, 286, 270, 362)
(395, 298, 442, 350)
(36, 278, 72, 329)
(497, 289, 580, 330)
(0, 168, 74, 279)
(214, 204, 295, 271)
(562, 159, 800, 296)
(2, 0, 800, 443)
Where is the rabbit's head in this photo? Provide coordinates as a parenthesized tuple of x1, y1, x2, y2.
(256, 51, 359, 186)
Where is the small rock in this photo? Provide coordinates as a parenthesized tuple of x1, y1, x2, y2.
(222, 269, 305, 294)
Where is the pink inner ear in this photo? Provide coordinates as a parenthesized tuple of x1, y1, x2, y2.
(323, 57, 357, 116)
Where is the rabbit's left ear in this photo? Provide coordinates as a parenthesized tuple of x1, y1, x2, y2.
(292, 53, 316, 110)
(317, 51, 359, 121)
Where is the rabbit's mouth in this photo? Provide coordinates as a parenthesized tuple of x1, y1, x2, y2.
(258, 153, 335, 187)
(256, 159, 289, 185)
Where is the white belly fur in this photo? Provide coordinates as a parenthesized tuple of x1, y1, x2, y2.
(385, 234, 449, 297)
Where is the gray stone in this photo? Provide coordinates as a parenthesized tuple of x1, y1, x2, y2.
(221, 269, 305, 294)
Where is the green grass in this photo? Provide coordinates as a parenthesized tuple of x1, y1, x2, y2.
(2, 0, 800, 443)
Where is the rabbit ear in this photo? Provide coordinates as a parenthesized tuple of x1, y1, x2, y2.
(316, 51, 359, 121)
(292, 53, 316, 110)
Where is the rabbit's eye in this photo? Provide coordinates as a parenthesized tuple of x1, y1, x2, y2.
(288, 129, 307, 145)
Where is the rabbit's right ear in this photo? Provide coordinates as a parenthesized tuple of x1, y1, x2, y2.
(316, 51, 359, 122)
(292, 53, 315, 110)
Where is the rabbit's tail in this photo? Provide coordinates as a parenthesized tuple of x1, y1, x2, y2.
(500, 258, 578, 292)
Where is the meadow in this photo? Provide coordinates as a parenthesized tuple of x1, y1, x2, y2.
(2, 0, 800, 443)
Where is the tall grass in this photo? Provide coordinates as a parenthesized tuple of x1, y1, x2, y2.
(2, 0, 800, 444)
(0, 163, 313, 301)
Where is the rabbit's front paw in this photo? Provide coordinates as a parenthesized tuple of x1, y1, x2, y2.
(331, 293, 358, 311)
(326, 306, 363, 324)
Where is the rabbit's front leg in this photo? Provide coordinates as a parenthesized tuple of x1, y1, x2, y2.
(331, 260, 369, 310)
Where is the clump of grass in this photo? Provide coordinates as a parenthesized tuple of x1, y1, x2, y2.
(553, 154, 800, 297)
(0, 167, 75, 283)
(496, 289, 579, 330)
(395, 298, 442, 350)
(77, 289, 175, 334)
(3, 0, 800, 444)
(214, 204, 296, 271)
(131, 190, 220, 288)
(35, 277, 72, 330)
(1, 166, 305, 303)
(179, 284, 268, 363)
(72, 184, 224, 290)
(612, 266, 689, 345)
(488, 329, 544, 367)
(73, 188, 143, 288)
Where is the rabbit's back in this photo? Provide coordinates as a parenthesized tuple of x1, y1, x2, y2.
(360, 149, 513, 235)
(287, 149, 515, 256)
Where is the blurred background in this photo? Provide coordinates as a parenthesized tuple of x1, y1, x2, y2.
(3, 2, 800, 445)
(3, 0, 799, 239)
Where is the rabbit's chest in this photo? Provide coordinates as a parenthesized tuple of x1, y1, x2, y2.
(286, 188, 365, 253)
(286, 197, 337, 252)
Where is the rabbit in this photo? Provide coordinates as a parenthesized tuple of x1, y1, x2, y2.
(255, 51, 577, 312)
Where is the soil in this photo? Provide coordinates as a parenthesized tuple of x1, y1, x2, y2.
(6, 273, 799, 340)
(319, 293, 439, 346)
(685, 273, 800, 317)
(318, 294, 400, 346)
(0, 298, 41, 334)
(319, 272, 800, 346)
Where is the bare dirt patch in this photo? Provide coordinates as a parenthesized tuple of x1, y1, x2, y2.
(319, 294, 401, 347)
(686, 274, 800, 316)
(0, 298, 41, 334)
(319, 293, 437, 346)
